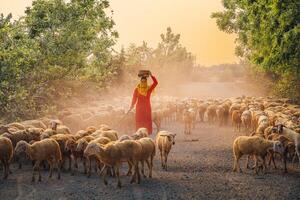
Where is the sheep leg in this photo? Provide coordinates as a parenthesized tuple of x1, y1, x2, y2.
(71, 155, 77, 176)
(99, 164, 106, 176)
(236, 156, 242, 173)
(47, 159, 53, 178)
(164, 151, 168, 171)
(101, 166, 108, 186)
(130, 161, 136, 184)
(261, 156, 267, 174)
(270, 153, 277, 169)
(68, 155, 72, 172)
(126, 161, 132, 176)
(114, 164, 121, 188)
(32, 160, 40, 182)
(135, 161, 141, 184)
(246, 155, 251, 169)
(145, 159, 151, 178)
(296, 147, 300, 164)
(233, 157, 237, 172)
(83, 157, 87, 174)
(283, 151, 288, 173)
(87, 156, 92, 178)
(56, 159, 61, 180)
(140, 161, 146, 178)
(2, 160, 8, 179)
(160, 150, 164, 169)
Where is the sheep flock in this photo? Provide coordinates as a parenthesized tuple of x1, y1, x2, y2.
(0, 95, 300, 189)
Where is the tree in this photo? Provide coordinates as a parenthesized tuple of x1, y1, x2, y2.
(0, 0, 119, 121)
(212, 0, 300, 100)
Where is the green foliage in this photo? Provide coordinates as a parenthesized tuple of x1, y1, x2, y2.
(121, 27, 195, 84)
(212, 0, 300, 100)
(0, 0, 118, 121)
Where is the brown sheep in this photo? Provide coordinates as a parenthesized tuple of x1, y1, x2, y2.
(137, 138, 155, 178)
(21, 120, 47, 129)
(84, 140, 143, 188)
(232, 110, 242, 132)
(15, 139, 62, 182)
(51, 134, 75, 171)
(216, 105, 226, 126)
(0, 137, 13, 179)
(65, 138, 86, 176)
(206, 105, 217, 124)
(233, 136, 284, 174)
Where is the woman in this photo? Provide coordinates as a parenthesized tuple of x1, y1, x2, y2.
(129, 71, 158, 134)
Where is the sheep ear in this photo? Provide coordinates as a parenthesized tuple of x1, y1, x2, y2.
(167, 136, 172, 142)
(159, 133, 169, 136)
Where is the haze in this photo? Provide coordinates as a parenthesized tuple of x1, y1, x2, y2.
(0, 0, 237, 66)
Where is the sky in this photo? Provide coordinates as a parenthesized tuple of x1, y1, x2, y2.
(0, 0, 238, 66)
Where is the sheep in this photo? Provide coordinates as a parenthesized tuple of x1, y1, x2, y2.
(91, 130, 118, 141)
(267, 135, 293, 173)
(182, 109, 194, 135)
(206, 105, 217, 124)
(51, 134, 75, 171)
(0, 125, 10, 135)
(232, 110, 242, 132)
(241, 110, 252, 133)
(156, 131, 176, 171)
(0, 137, 13, 179)
(14, 139, 62, 182)
(84, 140, 143, 188)
(255, 115, 269, 135)
(86, 126, 97, 134)
(65, 138, 86, 175)
(98, 124, 111, 131)
(26, 127, 43, 141)
(216, 105, 226, 126)
(274, 124, 300, 163)
(85, 137, 111, 177)
(50, 121, 71, 135)
(7, 122, 26, 130)
(198, 103, 208, 122)
(152, 110, 163, 132)
(136, 137, 155, 178)
(134, 127, 148, 138)
(40, 129, 57, 140)
(118, 135, 133, 142)
(2, 130, 29, 147)
(21, 120, 47, 129)
(232, 136, 285, 174)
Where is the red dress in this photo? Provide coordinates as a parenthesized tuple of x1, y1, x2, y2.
(131, 75, 158, 134)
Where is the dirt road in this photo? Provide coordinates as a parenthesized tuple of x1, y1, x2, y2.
(0, 81, 299, 200)
(0, 120, 299, 200)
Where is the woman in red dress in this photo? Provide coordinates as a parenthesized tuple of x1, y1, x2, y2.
(129, 72, 158, 134)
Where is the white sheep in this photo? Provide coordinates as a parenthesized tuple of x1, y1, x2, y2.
(275, 124, 300, 163)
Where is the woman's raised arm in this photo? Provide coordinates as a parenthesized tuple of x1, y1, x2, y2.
(148, 75, 158, 93)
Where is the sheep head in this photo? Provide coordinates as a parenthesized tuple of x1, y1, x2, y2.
(0, 125, 9, 134)
(15, 140, 29, 156)
(49, 120, 58, 131)
(76, 139, 88, 152)
(65, 139, 76, 151)
(272, 141, 285, 155)
(168, 134, 176, 145)
(84, 142, 101, 158)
